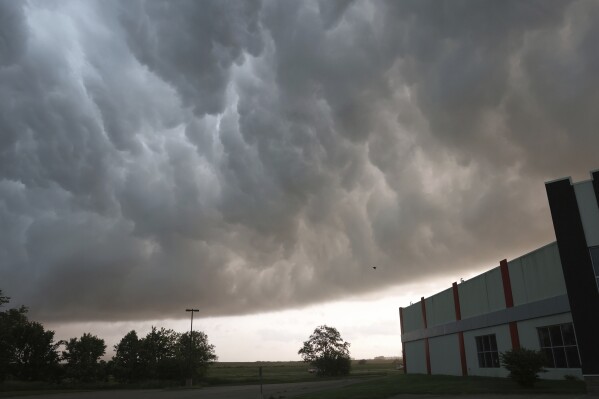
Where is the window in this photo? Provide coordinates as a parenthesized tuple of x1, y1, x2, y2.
(537, 323, 580, 368)
(590, 246, 599, 291)
(475, 334, 500, 368)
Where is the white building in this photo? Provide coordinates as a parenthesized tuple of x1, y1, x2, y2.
(399, 170, 599, 392)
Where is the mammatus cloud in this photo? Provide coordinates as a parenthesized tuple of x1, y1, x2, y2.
(1, 0, 598, 322)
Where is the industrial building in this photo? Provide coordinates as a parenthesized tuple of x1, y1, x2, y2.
(399, 170, 599, 390)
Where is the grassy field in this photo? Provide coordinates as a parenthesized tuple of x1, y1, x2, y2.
(204, 359, 399, 385)
(1, 360, 587, 398)
(0, 360, 399, 396)
(294, 373, 587, 399)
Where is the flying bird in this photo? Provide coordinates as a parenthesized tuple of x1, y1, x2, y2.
(372, 267, 377, 270)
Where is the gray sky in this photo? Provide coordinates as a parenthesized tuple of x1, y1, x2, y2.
(1, 0, 598, 328)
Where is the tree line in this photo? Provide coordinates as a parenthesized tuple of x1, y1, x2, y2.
(0, 290, 217, 384)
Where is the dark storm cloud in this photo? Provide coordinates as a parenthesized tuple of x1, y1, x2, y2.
(1, 0, 598, 322)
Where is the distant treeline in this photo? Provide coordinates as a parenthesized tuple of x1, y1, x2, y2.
(0, 290, 217, 384)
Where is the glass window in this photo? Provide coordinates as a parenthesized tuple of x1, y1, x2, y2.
(537, 323, 581, 368)
(475, 334, 500, 368)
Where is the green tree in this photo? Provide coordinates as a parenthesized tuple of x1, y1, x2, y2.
(0, 292, 60, 382)
(139, 327, 180, 380)
(298, 325, 351, 376)
(10, 319, 60, 381)
(62, 333, 106, 382)
(0, 290, 9, 307)
(501, 348, 547, 388)
(112, 330, 142, 382)
(176, 331, 218, 381)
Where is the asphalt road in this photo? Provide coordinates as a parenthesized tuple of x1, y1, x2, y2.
(3, 379, 360, 399)
(5, 381, 598, 399)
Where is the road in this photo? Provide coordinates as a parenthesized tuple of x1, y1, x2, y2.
(3, 379, 360, 399)
(5, 381, 598, 398)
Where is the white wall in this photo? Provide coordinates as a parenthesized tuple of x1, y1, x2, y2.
(459, 267, 505, 319)
(508, 242, 566, 306)
(402, 302, 423, 333)
(426, 287, 456, 327)
(429, 334, 461, 376)
(463, 324, 511, 378)
(405, 339, 427, 374)
(517, 313, 582, 380)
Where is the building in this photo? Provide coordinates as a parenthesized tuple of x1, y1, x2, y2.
(399, 170, 599, 390)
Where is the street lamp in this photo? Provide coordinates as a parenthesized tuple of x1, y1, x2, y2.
(185, 308, 199, 386)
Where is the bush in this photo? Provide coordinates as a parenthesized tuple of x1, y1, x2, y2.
(500, 348, 546, 388)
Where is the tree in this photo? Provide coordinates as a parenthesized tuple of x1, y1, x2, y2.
(115, 326, 217, 382)
(298, 325, 351, 376)
(62, 333, 106, 382)
(0, 292, 60, 382)
(501, 348, 547, 388)
(112, 330, 142, 383)
(0, 290, 9, 307)
(176, 331, 218, 381)
(138, 327, 180, 380)
(9, 318, 60, 381)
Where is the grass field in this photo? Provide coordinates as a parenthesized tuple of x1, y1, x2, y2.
(204, 359, 399, 385)
(294, 373, 587, 399)
(1, 360, 587, 398)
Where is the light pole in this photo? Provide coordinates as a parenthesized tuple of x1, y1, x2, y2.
(185, 308, 199, 386)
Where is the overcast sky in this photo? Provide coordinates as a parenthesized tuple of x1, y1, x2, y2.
(2, 0, 599, 360)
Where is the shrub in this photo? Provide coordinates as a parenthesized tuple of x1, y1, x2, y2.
(500, 348, 546, 388)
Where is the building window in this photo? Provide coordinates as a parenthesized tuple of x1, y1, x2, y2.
(590, 246, 599, 291)
(475, 334, 500, 368)
(537, 323, 581, 368)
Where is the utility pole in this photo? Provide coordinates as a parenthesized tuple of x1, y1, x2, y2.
(185, 308, 199, 387)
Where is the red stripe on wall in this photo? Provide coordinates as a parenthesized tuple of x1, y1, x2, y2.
(425, 338, 431, 375)
(499, 259, 514, 308)
(500, 259, 521, 349)
(453, 282, 467, 376)
(399, 307, 407, 372)
(509, 322, 521, 350)
(452, 282, 462, 320)
(399, 307, 405, 334)
(458, 332, 468, 376)
(420, 297, 431, 375)
(421, 296, 428, 328)
(421, 297, 431, 374)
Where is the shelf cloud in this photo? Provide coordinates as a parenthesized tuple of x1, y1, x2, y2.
(1, 0, 598, 322)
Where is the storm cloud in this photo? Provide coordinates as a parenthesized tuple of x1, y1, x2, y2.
(1, 0, 598, 322)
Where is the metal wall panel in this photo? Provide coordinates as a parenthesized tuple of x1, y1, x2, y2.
(405, 340, 427, 374)
(458, 266, 506, 319)
(402, 302, 424, 333)
(508, 243, 566, 306)
(574, 181, 599, 247)
(517, 313, 582, 380)
(425, 287, 456, 328)
(463, 325, 511, 378)
(429, 334, 462, 376)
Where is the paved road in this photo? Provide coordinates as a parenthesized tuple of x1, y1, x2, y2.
(2, 379, 360, 399)
(5, 382, 598, 398)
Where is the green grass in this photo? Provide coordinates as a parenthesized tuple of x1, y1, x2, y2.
(204, 359, 396, 385)
(294, 373, 587, 399)
(5, 361, 584, 399)
(0, 360, 397, 396)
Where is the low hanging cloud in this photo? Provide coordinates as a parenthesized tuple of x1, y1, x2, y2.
(1, 0, 598, 322)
